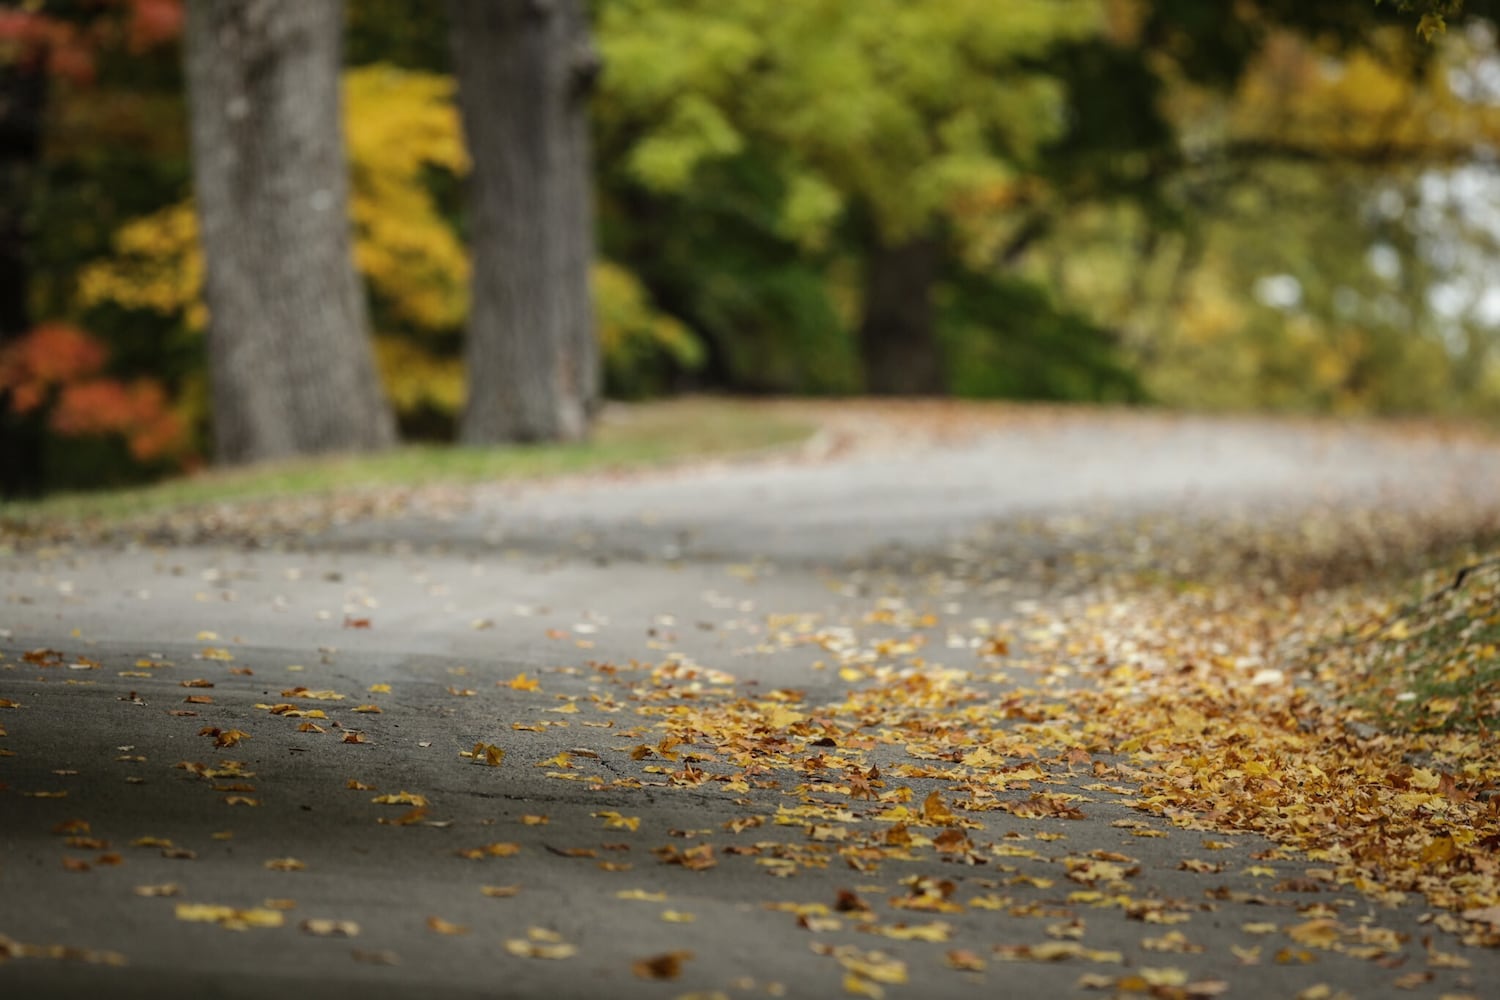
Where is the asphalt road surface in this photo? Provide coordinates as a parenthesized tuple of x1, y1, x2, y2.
(3, 409, 1499, 999)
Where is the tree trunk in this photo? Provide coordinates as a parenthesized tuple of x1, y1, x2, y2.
(448, 0, 600, 444)
(858, 235, 945, 396)
(184, 0, 394, 466)
(0, 53, 47, 497)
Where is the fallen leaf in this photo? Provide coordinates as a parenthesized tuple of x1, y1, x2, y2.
(480, 885, 521, 898)
(300, 919, 359, 937)
(175, 903, 285, 930)
(134, 883, 181, 897)
(425, 916, 469, 936)
(632, 950, 693, 979)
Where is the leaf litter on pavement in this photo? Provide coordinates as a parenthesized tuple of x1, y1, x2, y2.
(3, 458, 1500, 995)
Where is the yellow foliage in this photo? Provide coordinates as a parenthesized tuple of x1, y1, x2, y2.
(343, 65, 470, 330)
(1231, 29, 1500, 158)
(79, 65, 469, 336)
(76, 64, 699, 419)
(75, 202, 205, 329)
(372, 337, 466, 414)
(594, 261, 703, 369)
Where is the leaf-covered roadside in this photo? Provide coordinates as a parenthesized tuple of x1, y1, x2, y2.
(956, 505, 1500, 944)
(1312, 557, 1500, 733)
(5, 454, 1500, 995)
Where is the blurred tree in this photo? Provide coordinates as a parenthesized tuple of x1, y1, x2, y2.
(0, 45, 47, 496)
(184, 0, 393, 464)
(0, 0, 186, 493)
(596, 0, 1100, 395)
(447, 0, 599, 443)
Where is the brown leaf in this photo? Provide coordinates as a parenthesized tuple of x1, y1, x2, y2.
(425, 916, 469, 936)
(632, 950, 693, 980)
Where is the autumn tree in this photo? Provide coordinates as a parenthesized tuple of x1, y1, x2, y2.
(0, 42, 47, 496)
(447, 0, 599, 443)
(597, 0, 1100, 395)
(184, 0, 393, 465)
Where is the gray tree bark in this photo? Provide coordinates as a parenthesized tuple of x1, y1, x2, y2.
(858, 235, 945, 395)
(448, 0, 600, 444)
(184, 0, 394, 465)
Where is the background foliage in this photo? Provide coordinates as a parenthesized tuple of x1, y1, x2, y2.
(5, 0, 1500, 488)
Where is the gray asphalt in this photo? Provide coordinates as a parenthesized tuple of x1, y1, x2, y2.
(3, 409, 1499, 999)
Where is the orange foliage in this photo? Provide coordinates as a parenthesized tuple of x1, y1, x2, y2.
(0, 323, 190, 465)
(0, 0, 182, 83)
(0, 323, 107, 412)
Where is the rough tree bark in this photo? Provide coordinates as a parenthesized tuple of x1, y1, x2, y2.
(0, 53, 47, 496)
(184, 0, 394, 465)
(448, 0, 600, 444)
(858, 235, 945, 395)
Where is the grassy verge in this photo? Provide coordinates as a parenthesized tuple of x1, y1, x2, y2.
(1321, 554, 1500, 733)
(1, 397, 815, 537)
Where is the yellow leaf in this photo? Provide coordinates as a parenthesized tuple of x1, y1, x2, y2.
(300, 918, 360, 937)
(175, 903, 285, 930)
(842, 973, 884, 998)
(371, 791, 428, 807)
(426, 916, 469, 935)
(616, 889, 668, 902)
(593, 810, 641, 831)
(481, 884, 521, 897)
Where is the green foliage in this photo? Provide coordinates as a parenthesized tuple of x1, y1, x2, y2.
(594, 262, 704, 398)
(940, 273, 1146, 404)
(74, 63, 697, 430)
(598, 0, 1099, 246)
(23, 0, 1500, 496)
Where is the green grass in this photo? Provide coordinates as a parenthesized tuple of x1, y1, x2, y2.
(1330, 558, 1500, 733)
(0, 398, 814, 536)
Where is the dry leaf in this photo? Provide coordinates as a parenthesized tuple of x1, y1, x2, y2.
(632, 950, 693, 980)
(300, 919, 359, 937)
(425, 916, 469, 936)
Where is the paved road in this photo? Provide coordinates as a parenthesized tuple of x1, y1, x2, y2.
(3, 410, 1499, 998)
